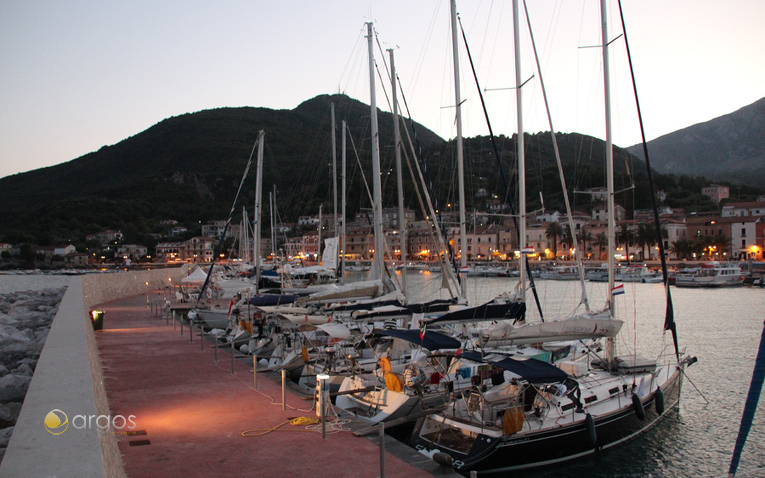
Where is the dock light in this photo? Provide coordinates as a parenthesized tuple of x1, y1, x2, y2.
(90, 310, 105, 331)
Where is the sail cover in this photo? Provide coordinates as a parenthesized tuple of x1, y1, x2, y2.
(322, 237, 339, 269)
(372, 329, 461, 351)
(459, 351, 568, 384)
(422, 300, 526, 326)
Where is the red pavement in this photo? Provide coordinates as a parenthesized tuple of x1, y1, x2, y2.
(96, 294, 435, 478)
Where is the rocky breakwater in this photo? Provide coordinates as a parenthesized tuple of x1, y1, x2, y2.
(0, 287, 67, 462)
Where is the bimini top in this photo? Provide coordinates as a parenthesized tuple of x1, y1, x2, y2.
(371, 329, 461, 351)
(459, 351, 568, 384)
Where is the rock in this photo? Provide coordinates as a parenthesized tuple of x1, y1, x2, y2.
(0, 365, 8, 377)
(0, 404, 14, 426)
(0, 375, 31, 402)
(14, 364, 33, 376)
(0, 427, 14, 448)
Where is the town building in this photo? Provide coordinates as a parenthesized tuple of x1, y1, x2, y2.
(721, 201, 765, 218)
(701, 184, 730, 203)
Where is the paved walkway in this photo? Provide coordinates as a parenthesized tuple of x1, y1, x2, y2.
(96, 294, 454, 478)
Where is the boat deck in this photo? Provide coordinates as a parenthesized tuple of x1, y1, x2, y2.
(96, 294, 459, 477)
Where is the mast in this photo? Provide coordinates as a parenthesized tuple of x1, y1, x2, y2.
(331, 103, 338, 238)
(253, 130, 265, 291)
(318, 203, 322, 264)
(450, 0, 468, 300)
(367, 22, 385, 281)
(271, 186, 277, 259)
(601, 0, 617, 363)
(513, 0, 526, 303)
(341, 120, 347, 285)
(390, 48, 407, 297)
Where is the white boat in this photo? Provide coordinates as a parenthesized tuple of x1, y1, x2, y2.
(674, 261, 744, 288)
(540, 264, 580, 280)
(588, 263, 660, 283)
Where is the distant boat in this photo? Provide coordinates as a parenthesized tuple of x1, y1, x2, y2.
(540, 264, 580, 280)
(674, 261, 744, 288)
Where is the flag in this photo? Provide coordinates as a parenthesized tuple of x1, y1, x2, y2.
(611, 284, 625, 296)
(521, 247, 534, 255)
(226, 299, 235, 318)
(419, 322, 426, 340)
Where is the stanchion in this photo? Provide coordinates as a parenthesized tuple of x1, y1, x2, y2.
(379, 421, 386, 478)
(281, 369, 287, 411)
(253, 356, 258, 390)
(172, 310, 176, 330)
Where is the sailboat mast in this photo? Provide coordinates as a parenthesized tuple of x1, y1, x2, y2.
(390, 48, 407, 297)
(341, 120, 347, 285)
(331, 103, 338, 238)
(450, 0, 468, 300)
(601, 0, 617, 362)
(253, 130, 265, 290)
(513, 0, 527, 302)
(366, 22, 385, 281)
(318, 203, 322, 264)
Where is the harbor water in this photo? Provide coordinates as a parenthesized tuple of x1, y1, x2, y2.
(2, 271, 763, 477)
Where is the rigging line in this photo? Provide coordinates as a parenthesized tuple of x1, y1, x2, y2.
(400, 140, 459, 299)
(617, 0, 678, 359)
(524, 0, 589, 311)
(457, 12, 541, 321)
(346, 129, 375, 213)
(196, 132, 260, 307)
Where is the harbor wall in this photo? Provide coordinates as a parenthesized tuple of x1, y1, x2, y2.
(0, 266, 189, 478)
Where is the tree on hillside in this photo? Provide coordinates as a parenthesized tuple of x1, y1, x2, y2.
(576, 226, 593, 259)
(595, 232, 608, 261)
(545, 222, 563, 259)
(617, 224, 635, 262)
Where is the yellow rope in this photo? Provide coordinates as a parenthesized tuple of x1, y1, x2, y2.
(241, 417, 322, 437)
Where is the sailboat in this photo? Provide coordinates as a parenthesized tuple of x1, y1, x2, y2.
(409, 1, 692, 473)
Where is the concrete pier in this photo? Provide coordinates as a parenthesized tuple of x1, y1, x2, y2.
(0, 268, 458, 477)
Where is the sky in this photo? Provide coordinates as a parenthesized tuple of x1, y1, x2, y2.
(1, 0, 763, 180)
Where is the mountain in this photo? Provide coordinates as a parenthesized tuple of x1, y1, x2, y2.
(0, 94, 445, 244)
(627, 97, 765, 187)
(2, 92, 753, 248)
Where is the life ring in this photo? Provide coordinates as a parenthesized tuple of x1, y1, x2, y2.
(378, 356, 392, 373)
(632, 394, 645, 421)
(654, 387, 665, 415)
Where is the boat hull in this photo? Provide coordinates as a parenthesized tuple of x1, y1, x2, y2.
(412, 365, 683, 473)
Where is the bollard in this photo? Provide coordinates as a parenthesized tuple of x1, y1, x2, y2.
(172, 310, 176, 330)
(253, 356, 258, 390)
(231, 340, 235, 375)
(200, 326, 204, 351)
(214, 338, 218, 362)
(318, 374, 329, 440)
(180, 315, 184, 335)
(189, 321, 193, 343)
(379, 421, 386, 478)
(281, 369, 287, 411)
(470, 471, 477, 478)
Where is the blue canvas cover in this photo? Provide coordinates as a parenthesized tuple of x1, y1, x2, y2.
(459, 351, 567, 384)
(371, 329, 461, 351)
